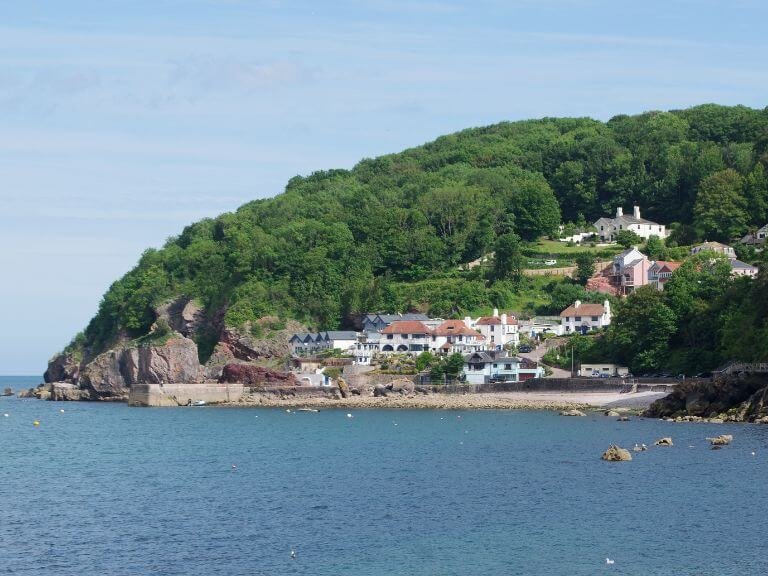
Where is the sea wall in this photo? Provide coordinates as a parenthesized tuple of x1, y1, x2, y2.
(129, 383, 245, 407)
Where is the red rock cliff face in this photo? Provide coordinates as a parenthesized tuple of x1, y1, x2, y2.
(219, 363, 298, 386)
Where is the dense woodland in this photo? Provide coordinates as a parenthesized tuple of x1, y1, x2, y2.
(70, 104, 768, 371)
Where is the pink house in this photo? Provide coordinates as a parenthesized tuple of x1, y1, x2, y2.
(612, 247, 650, 294)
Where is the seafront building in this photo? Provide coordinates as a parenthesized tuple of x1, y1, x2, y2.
(462, 351, 543, 384)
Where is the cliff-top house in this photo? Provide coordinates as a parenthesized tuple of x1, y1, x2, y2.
(559, 300, 612, 334)
(594, 206, 667, 242)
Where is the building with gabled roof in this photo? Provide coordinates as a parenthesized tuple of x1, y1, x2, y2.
(462, 351, 543, 384)
(648, 260, 681, 291)
(465, 308, 519, 349)
(559, 300, 612, 334)
(594, 206, 667, 242)
(691, 241, 736, 258)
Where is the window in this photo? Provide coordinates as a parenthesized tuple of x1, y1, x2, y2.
(403, 334, 409, 339)
(386, 334, 393, 340)
(575, 316, 581, 321)
(490, 325, 495, 332)
(504, 364, 512, 370)
(591, 316, 598, 321)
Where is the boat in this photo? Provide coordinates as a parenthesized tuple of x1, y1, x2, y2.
(192, 400, 207, 406)
(297, 408, 319, 413)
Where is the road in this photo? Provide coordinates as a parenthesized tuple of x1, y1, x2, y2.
(517, 342, 572, 378)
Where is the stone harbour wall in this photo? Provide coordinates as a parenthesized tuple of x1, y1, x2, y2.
(129, 382, 245, 407)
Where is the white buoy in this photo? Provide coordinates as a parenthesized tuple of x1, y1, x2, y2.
(751, 451, 756, 456)
(285, 409, 291, 413)
(346, 413, 353, 418)
(3, 413, 8, 418)
(290, 548, 296, 559)
(59, 409, 65, 413)
(606, 558, 615, 565)
(232, 464, 237, 470)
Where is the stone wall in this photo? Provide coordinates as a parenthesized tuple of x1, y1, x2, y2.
(129, 383, 244, 407)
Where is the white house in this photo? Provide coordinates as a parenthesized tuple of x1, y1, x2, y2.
(594, 206, 667, 242)
(690, 241, 736, 258)
(352, 333, 380, 365)
(462, 351, 543, 384)
(431, 319, 486, 354)
(380, 320, 433, 353)
(518, 316, 564, 338)
(466, 308, 519, 349)
(730, 259, 758, 278)
(559, 300, 612, 334)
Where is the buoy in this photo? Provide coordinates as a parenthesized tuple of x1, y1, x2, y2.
(59, 409, 65, 413)
(751, 451, 756, 456)
(346, 413, 353, 418)
(606, 557, 615, 565)
(285, 409, 291, 413)
(232, 464, 237, 470)
(3, 413, 8, 418)
(290, 548, 297, 559)
(33, 420, 40, 426)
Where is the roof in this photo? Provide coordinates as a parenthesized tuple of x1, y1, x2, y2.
(464, 351, 520, 363)
(692, 241, 734, 253)
(381, 320, 432, 334)
(730, 259, 758, 271)
(432, 319, 485, 339)
(560, 302, 606, 317)
(323, 331, 358, 340)
(653, 261, 681, 273)
(476, 316, 502, 325)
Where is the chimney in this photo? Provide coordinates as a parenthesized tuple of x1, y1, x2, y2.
(501, 313, 507, 325)
(574, 300, 582, 309)
(633, 205, 640, 219)
(464, 316, 472, 327)
(616, 207, 623, 217)
(492, 307, 499, 317)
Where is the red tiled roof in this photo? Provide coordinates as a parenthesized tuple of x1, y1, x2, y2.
(432, 319, 485, 339)
(381, 320, 431, 334)
(655, 261, 681, 273)
(559, 303, 606, 317)
(476, 316, 501, 325)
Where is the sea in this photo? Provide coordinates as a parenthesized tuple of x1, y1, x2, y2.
(1, 374, 767, 576)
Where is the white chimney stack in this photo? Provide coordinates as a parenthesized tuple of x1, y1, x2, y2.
(464, 316, 472, 327)
(574, 300, 582, 309)
(616, 207, 623, 217)
(492, 308, 499, 317)
(633, 205, 641, 219)
(501, 313, 507, 325)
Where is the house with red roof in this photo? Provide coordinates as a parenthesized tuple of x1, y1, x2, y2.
(465, 308, 519, 349)
(431, 319, 486, 354)
(380, 320, 433, 353)
(648, 260, 681, 291)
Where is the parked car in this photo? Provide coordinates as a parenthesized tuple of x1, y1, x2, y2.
(518, 344, 533, 353)
(599, 373, 611, 378)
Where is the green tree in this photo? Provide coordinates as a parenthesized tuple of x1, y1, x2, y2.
(574, 253, 596, 285)
(693, 169, 749, 242)
(644, 235, 664, 260)
(491, 232, 525, 282)
(607, 286, 677, 372)
(616, 229, 642, 248)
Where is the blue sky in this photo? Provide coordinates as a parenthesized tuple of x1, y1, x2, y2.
(1, 0, 767, 374)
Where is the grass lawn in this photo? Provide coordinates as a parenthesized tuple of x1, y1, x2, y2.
(529, 238, 623, 256)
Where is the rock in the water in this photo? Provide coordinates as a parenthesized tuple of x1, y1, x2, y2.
(560, 409, 586, 417)
(708, 434, 733, 446)
(605, 410, 620, 417)
(654, 437, 673, 446)
(1, 387, 12, 396)
(602, 444, 632, 461)
(51, 382, 88, 401)
(617, 416, 631, 422)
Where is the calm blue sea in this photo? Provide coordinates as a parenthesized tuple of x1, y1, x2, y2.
(1, 375, 767, 576)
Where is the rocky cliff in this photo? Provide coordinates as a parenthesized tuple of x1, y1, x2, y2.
(644, 374, 768, 423)
(44, 299, 306, 400)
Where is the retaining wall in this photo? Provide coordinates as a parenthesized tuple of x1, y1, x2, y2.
(129, 383, 245, 407)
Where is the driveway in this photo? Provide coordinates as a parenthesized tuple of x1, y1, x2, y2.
(517, 342, 572, 378)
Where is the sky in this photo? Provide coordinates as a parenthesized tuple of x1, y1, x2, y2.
(1, 0, 767, 375)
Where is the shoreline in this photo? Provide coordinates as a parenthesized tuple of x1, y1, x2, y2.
(209, 390, 667, 411)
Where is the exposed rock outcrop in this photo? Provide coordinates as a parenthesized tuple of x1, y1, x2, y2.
(708, 434, 733, 446)
(135, 337, 201, 384)
(2, 387, 12, 396)
(44, 352, 81, 384)
(51, 382, 88, 401)
(79, 349, 128, 400)
(560, 409, 586, 417)
(654, 437, 673, 446)
(602, 444, 632, 461)
(221, 317, 306, 362)
(203, 342, 237, 381)
(645, 374, 768, 422)
(219, 363, 298, 386)
(155, 296, 204, 338)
